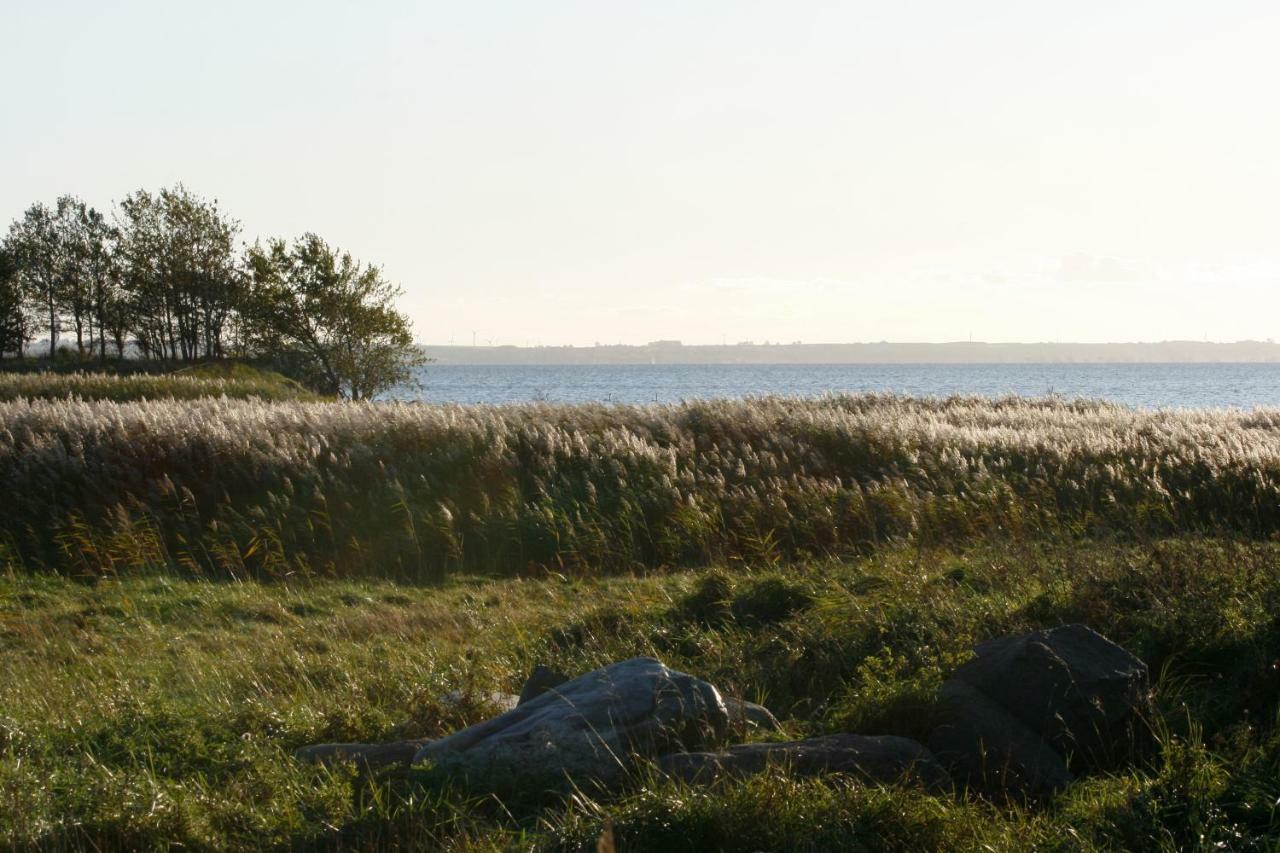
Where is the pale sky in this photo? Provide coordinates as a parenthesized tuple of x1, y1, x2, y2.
(5, 1, 1280, 346)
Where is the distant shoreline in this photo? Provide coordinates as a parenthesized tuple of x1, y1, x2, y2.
(421, 341, 1280, 366)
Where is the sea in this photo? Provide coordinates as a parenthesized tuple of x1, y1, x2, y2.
(383, 363, 1280, 410)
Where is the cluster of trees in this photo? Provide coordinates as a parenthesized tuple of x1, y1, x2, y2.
(0, 185, 422, 398)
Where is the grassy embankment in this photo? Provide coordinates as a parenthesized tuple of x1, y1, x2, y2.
(0, 362, 317, 403)
(3, 385, 1280, 848)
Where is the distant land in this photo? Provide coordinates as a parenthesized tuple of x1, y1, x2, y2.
(422, 340, 1280, 365)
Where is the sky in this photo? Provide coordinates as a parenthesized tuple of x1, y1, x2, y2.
(5, 1, 1280, 346)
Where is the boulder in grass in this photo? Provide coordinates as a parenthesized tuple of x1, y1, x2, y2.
(928, 623, 1149, 799)
(949, 623, 1149, 767)
(927, 679, 1074, 799)
(413, 657, 730, 792)
(658, 734, 952, 793)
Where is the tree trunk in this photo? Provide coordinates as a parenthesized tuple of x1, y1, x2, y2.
(47, 294, 56, 358)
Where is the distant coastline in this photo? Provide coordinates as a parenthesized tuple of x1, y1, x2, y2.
(422, 340, 1280, 366)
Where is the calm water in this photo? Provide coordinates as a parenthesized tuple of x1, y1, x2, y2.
(386, 363, 1280, 409)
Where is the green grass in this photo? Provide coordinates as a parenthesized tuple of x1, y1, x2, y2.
(4, 538, 1280, 850)
(0, 362, 317, 402)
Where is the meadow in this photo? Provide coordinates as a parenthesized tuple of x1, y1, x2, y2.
(4, 540, 1280, 850)
(3, 380, 1280, 849)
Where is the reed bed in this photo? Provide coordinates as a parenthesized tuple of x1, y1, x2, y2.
(4, 393, 1279, 580)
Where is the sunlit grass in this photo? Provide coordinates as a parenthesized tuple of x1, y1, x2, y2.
(0, 363, 316, 403)
(3, 539, 1280, 849)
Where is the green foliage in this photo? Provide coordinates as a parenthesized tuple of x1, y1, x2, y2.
(730, 574, 814, 626)
(3, 199, 60, 356)
(116, 184, 241, 361)
(0, 245, 25, 357)
(675, 570, 735, 627)
(243, 233, 425, 399)
(2, 187, 420, 397)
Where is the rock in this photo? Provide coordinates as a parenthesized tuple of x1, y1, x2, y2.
(927, 679, 1073, 799)
(926, 623, 1148, 800)
(950, 624, 1149, 766)
(658, 734, 952, 793)
(413, 657, 729, 792)
(722, 696, 783, 733)
(294, 740, 426, 772)
(518, 664, 570, 705)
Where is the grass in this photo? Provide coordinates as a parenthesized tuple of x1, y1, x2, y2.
(5, 384, 1280, 848)
(6, 393, 1280, 581)
(0, 362, 317, 403)
(3, 538, 1280, 850)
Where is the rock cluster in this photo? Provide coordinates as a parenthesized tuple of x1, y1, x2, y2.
(295, 623, 1148, 802)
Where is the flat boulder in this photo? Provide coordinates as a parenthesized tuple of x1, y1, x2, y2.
(950, 624, 1149, 766)
(413, 657, 729, 792)
(658, 734, 952, 793)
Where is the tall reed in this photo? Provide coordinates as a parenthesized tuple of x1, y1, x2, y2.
(4, 394, 1278, 580)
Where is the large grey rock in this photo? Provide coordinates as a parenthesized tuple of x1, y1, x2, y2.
(927, 679, 1073, 799)
(658, 734, 952, 793)
(722, 696, 783, 733)
(413, 657, 730, 791)
(951, 624, 1148, 766)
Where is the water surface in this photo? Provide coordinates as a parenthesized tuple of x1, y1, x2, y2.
(384, 363, 1280, 409)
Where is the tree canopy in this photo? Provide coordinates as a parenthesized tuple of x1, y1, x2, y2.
(245, 234, 423, 399)
(0, 185, 422, 398)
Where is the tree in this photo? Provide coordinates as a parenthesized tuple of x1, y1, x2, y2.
(0, 245, 31, 358)
(5, 196, 120, 361)
(116, 185, 241, 361)
(244, 234, 423, 399)
(78, 204, 122, 362)
(5, 203, 60, 357)
(54, 195, 96, 358)
(100, 277, 133, 361)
